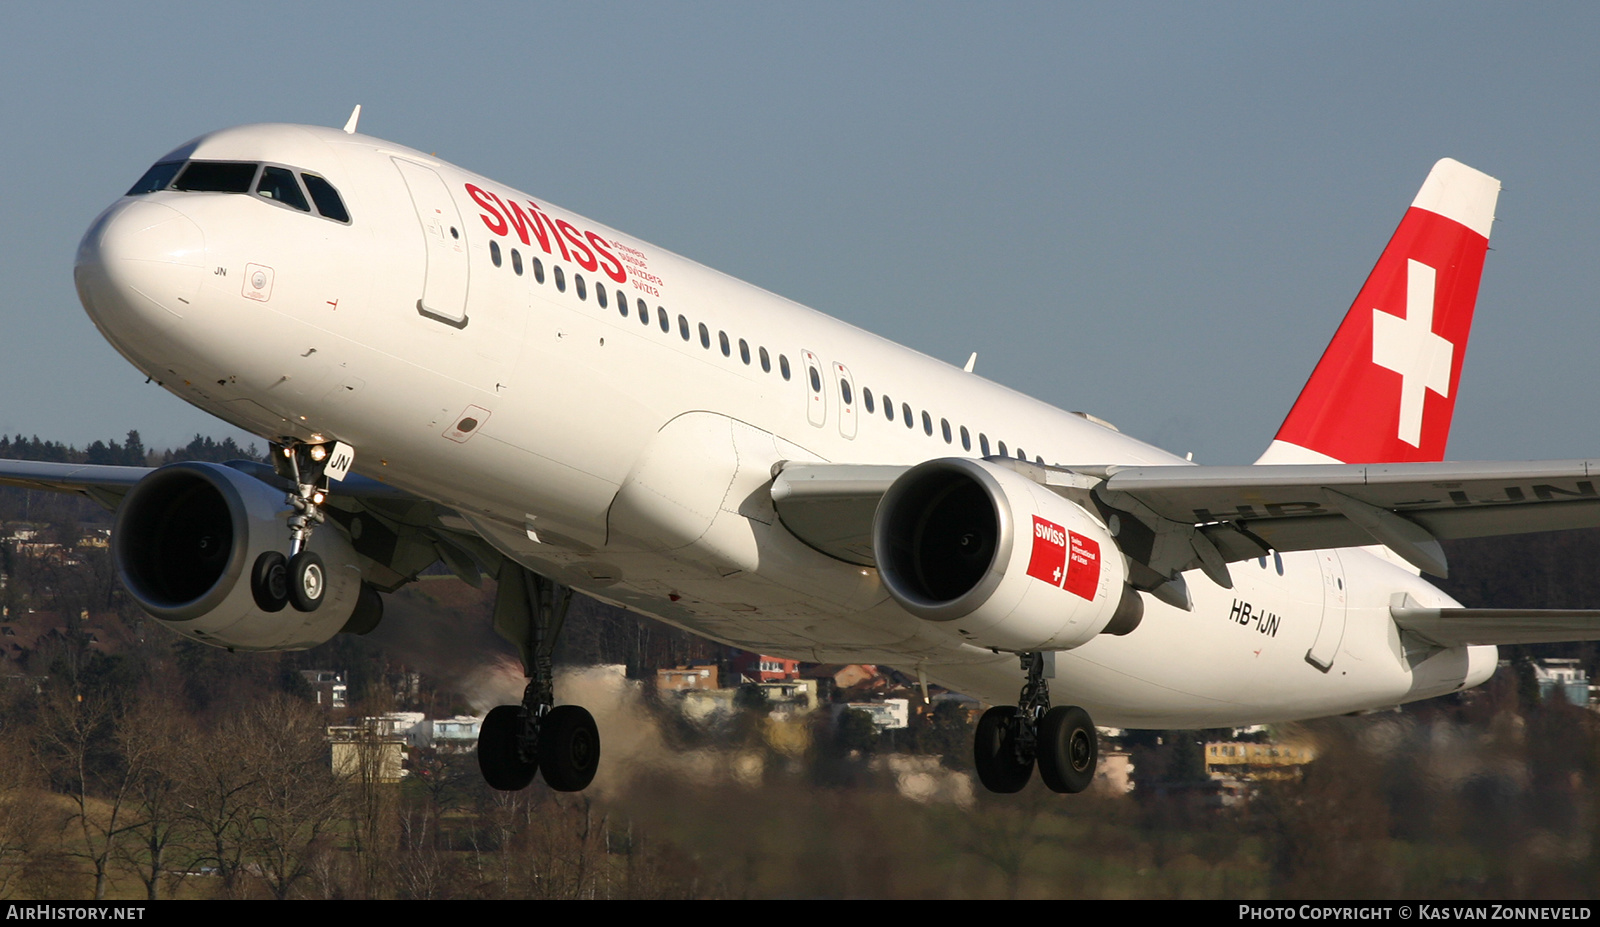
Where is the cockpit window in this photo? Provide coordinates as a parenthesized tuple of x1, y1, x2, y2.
(174, 161, 259, 193)
(255, 166, 310, 212)
(127, 161, 183, 196)
(301, 173, 350, 223)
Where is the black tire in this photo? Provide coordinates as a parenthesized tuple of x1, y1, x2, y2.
(287, 550, 325, 612)
(1037, 705, 1098, 794)
(539, 705, 600, 792)
(974, 705, 1034, 793)
(478, 705, 537, 791)
(251, 551, 289, 613)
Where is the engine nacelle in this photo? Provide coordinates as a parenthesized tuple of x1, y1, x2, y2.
(112, 461, 363, 651)
(873, 458, 1141, 652)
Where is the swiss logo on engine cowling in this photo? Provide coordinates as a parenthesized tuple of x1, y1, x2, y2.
(1026, 516, 1099, 601)
(1026, 516, 1068, 585)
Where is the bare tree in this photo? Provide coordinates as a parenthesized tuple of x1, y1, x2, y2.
(115, 697, 195, 900)
(34, 693, 147, 900)
(236, 695, 347, 900)
(0, 718, 46, 899)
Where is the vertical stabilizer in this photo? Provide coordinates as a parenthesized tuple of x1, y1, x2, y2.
(1257, 159, 1500, 465)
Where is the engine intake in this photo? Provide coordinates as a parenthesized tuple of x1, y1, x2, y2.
(113, 462, 363, 650)
(874, 458, 1140, 651)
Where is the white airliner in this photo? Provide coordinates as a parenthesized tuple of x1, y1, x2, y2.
(16, 111, 1600, 794)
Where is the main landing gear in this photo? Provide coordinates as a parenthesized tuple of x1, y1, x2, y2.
(477, 564, 600, 792)
(251, 439, 353, 615)
(974, 652, 1099, 794)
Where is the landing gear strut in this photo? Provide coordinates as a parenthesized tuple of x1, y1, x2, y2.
(973, 652, 1098, 794)
(251, 439, 353, 614)
(477, 564, 600, 792)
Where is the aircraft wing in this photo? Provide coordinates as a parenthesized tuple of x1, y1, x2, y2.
(1391, 604, 1600, 647)
(0, 459, 154, 509)
(0, 457, 494, 591)
(771, 458, 1600, 582)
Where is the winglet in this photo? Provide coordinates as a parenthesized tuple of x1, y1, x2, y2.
(343, 104, 362, 135)
(1257, 159, 1501, 465)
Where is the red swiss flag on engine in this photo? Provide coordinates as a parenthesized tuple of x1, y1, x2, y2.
(1026, 516, 1100, 601)
(1265, 159, 1499, 465)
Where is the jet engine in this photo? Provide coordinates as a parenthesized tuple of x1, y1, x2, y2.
(112, 461, 364, 651)
(873, 457, 1142, 652)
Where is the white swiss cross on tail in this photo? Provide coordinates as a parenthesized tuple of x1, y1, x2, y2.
(1257, 158, 1499, 466)
(1372, 259, 1454, 448)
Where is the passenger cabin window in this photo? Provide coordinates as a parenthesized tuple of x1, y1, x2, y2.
(489, 240, 502, 267)
(902, 403, 913, 428)
(512, 249, 523, 275)
(554, 266, 566, 292)
(127, 161, 183, 195)
(175, 161, 257, 193)
(638, 299, 650, 325)
(862, 387, 874, 413)
(720, 331, 732, 357)
(699, 323, 711, 349)
(595, 280, 605, 304)
(740, 339, 751, 364)
(301, 173, 351, 223)
(780, 355, 791, 380)
(679, 315, 691, 340)
(980, 434, 990, 455)
(760, 346, 771, 372)
(960, 426, 971, 451)
(922, 412, 933, 436)
(256, 166, 309, 212)
(658, 307, 670, 332)
(575, 274, 587, 300)
(941, 419, 952, 443)
(840, 378, 852, 404)
(532, 258, 545, 284)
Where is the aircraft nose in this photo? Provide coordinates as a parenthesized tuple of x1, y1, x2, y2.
(74, 199, 205, 336)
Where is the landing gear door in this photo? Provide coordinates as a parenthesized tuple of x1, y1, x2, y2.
(802, 350, 827, 427)
(393, 158, 470, 326)
(1306, 549, 1348, 672)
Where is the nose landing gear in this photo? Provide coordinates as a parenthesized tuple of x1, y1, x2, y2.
(973, 652, 1099, 794)
(250, 439, 354, 614)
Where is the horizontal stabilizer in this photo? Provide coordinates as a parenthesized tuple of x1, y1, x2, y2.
(1391, 603, 1600, 647)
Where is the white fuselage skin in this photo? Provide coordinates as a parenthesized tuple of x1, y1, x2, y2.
(73, 124, 1495, 728)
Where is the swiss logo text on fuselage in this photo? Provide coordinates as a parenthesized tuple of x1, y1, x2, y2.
(466, 184, 629, 286)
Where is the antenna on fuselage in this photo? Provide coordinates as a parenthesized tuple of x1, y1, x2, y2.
(343, 104, 362, 135)
(963, 352, 977, 373)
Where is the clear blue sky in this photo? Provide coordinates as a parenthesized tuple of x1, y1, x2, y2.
(3, 3, 1597, 463)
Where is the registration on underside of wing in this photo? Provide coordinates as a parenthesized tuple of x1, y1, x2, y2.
(1096, 459, 1600, 580)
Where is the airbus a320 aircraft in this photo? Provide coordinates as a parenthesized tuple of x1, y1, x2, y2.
(16, 109, 1600, 795)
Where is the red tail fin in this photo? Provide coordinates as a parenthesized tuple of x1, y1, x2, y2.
(1257, 159, 1501, 465)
